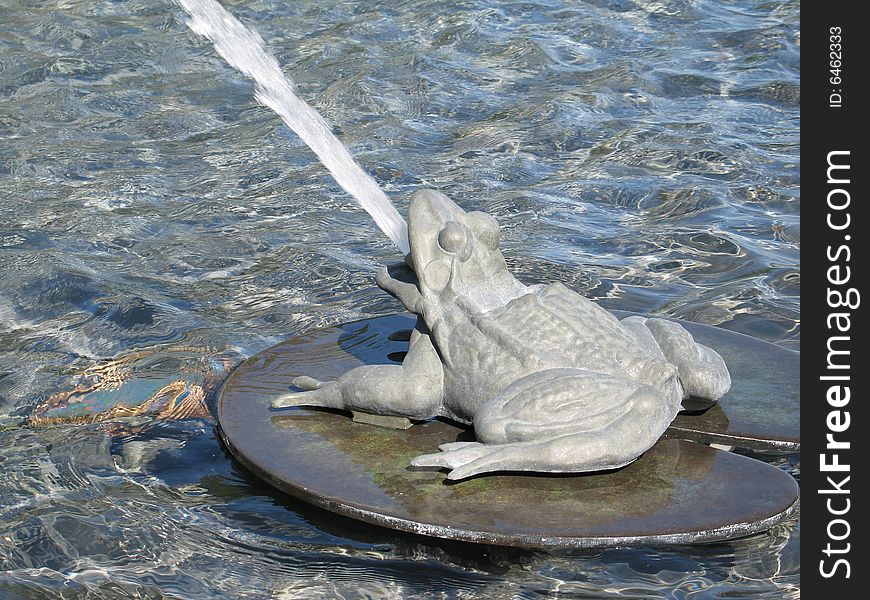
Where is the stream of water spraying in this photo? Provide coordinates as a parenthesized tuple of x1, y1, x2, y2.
(176, 0, 410, 254)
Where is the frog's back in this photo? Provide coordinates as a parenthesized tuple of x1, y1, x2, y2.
(473, 283, 665, 377)
(436, 282, 674, 420)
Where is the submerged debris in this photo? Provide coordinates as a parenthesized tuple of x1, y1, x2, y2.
(27, 347, 236, 429)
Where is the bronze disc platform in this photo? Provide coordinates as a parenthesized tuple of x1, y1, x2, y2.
(217, 313, 799, 548)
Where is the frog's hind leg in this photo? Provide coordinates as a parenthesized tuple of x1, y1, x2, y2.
(410, 368, 681, 480)
(620, 316, 731, 401)
(271, 324, 444, 420)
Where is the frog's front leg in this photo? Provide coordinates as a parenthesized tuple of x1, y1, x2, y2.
(411, 368, 681, 480)
(271, 321, 444, 420)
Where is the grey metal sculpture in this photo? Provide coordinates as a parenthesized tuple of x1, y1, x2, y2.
(272, 190, 731, 479)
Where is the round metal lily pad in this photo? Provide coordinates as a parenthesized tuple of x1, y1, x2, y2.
(217, 315, 799, 548)
(231, 313, 798, 450)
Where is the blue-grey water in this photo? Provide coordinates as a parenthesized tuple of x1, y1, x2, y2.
(1, 0, 799, 598)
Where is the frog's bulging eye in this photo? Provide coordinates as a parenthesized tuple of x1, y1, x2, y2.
(466, 211, 500, 250)
(437, 221, 472, 260)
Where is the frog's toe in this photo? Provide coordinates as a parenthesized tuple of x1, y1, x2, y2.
(271, 390, 315, 408)
(408, 452, 450, 468)
(271, 381, 341, 409)
(438, 441, 481, 452)
(446, 455, 509, 481)
(290, 376, 324, 390)
(426, 445, 540, 480)
(410, 443, 492, 470)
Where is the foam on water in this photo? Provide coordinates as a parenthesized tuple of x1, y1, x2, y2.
(175, 0, 410, 254)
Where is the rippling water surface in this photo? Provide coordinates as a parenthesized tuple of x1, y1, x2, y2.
(1, 0, 799, 597)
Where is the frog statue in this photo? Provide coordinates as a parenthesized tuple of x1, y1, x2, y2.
(271, 190, 732, 480)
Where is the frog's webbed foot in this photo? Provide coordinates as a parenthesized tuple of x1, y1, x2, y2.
(410, 442, 501, 479)
(271, 377, 339, 409)
(270, 361, 443, 419)
(271, 327, 444, 420)
(620, 316, 731, 401)
(412, 368, 683, 480)
(411, 431, 647, 481)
